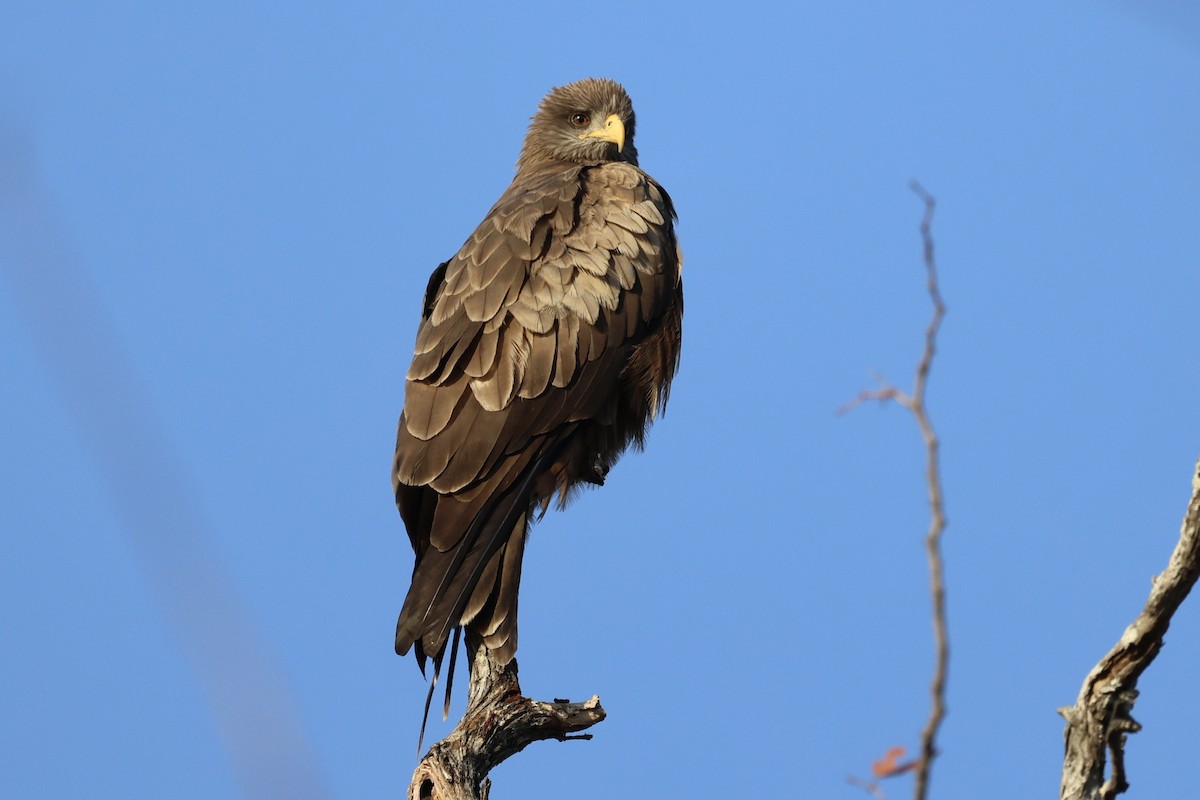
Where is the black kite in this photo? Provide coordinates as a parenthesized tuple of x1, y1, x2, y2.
(393, 77, 683, 726)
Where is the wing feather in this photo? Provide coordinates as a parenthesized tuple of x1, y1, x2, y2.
(401, 381, 468, 443)
(520, 327, 557, 399)
(552, 312, 580, 389)
(465, 327, 501, 379)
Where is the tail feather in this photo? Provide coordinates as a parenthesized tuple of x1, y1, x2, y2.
(425, 445, 550, 655)
(396, 444, 539, 658)
(398, 426, 578, 749)
(442, 625, 461, 720)
(479, 513, 528, 664)
(417, 650, 441, 755)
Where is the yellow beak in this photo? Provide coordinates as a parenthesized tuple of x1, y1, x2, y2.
(580, 113, 625, 152)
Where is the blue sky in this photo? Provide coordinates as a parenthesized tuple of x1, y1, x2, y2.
(2, 2, 1198, 798)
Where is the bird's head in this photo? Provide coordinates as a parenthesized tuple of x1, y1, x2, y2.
(517, 78, 638, 170)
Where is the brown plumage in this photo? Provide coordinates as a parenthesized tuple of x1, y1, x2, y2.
(393, 78, 682, 728)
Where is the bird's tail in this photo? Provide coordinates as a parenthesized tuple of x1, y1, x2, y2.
(405, 503, 530, 753)
(396, 438, 566, 752)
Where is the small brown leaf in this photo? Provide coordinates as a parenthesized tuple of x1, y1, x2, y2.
(871, 746, 916, 779)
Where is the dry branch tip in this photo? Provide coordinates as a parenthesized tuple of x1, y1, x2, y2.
(844, 184, 948, 800)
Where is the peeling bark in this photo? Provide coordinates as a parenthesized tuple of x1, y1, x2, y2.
(1059, 457, 1200, 799)
(407, 632, 606, 800)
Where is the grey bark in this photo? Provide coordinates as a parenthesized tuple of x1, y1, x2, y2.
(406, 632, 606, 800)
(1059, 456, 1200, 799)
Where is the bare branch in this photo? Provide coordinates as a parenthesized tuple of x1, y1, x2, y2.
(407, 632, 606, 800)
(1059, 457, 1200, 800)
(908, 181, 949, 800)
(836, 374, 906, 416)
(844, 182, 949, 800)
(848, 774, 892, 800)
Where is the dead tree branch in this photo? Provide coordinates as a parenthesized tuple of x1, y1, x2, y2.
(1059, 456, 1200, 800)
(406, 631, 606, 800)
(908, 182, 948, 800)
(842, 181, 948, 800)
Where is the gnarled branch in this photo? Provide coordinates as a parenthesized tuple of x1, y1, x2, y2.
(1059, 456, 1200, 799)
(407, 632, 606, 800)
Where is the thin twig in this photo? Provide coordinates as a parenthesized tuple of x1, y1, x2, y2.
(908, 180, 948, 800)
(848, 774, 891, 800)
(843, 182, 949, 800)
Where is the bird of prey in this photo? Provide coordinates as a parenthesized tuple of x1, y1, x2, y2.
(392, 77, 683, 725)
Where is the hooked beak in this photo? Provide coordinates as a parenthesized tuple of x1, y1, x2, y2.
(580, 113, 625, 152)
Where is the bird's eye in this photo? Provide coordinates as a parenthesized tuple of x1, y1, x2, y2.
(569, 112, 590, 128)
